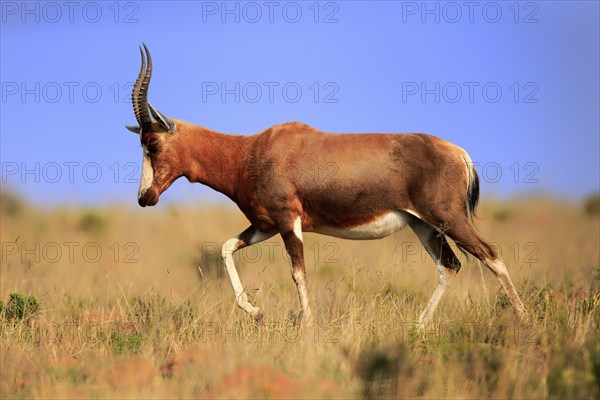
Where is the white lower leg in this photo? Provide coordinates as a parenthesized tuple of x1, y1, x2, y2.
(289, 216, 313, 325)
(486, 258, 528, 320)
(418, 266, 457, 328)
(292, 269, 313, 324)
(221, 238, 263, 319)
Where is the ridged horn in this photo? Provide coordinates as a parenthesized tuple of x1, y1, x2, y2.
(131, 43, 152, 128)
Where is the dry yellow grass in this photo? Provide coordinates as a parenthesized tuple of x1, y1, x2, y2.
(1, 192, 598, 398)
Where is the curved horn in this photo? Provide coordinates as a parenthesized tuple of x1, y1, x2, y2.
(131, 43, 152, 128)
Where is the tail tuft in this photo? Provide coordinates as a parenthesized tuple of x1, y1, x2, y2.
(464, 156, 480, 222)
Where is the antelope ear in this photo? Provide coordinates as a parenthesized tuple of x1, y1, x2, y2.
(125, 125, 141, 134)
(148, 103, 176, 133)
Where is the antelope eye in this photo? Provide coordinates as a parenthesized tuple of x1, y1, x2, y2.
(146, 138, 159, 154)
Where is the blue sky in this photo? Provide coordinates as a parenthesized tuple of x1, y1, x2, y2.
(1, 1, 598, 207)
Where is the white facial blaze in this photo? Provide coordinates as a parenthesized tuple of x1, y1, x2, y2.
(138, 145, 154, 199)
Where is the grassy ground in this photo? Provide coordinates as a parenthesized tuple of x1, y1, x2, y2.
(1, 192, 599, 399)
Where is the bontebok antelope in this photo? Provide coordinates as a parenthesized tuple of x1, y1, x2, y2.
(126, 44, 528, 327)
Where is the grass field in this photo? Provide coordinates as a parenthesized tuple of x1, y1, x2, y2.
(1, 191, 599, 399)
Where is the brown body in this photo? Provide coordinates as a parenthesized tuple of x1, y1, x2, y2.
(244, 123, 470, 235)
(127, 45, 528, 327)
(144, 121, 495, 258)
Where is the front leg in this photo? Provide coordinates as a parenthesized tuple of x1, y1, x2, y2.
(221, 226, 275, 322)
(280, 216, 313, 326)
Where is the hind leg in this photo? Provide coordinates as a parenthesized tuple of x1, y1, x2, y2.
(445, 220, 529, 321)
(407, 216, 461, 328)
(482, 258, 528, 319)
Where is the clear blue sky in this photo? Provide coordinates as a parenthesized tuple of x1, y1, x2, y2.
(1, 1, 598, 206)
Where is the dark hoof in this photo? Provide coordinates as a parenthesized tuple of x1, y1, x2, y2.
(252, 309, 265, 325)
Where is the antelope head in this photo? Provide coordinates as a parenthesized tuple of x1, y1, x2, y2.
(126, 44, 182, 207)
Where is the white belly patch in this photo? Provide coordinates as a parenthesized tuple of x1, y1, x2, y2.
(312, 211, 409, 240)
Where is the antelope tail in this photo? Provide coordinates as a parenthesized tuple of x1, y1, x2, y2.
(463, 155, 480, 222)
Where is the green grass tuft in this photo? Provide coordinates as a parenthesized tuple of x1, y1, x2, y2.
(3, 292, 41, 321)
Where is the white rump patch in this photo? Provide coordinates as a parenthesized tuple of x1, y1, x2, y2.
(313, 211, 409, 240)
(138, 145, 154, 199)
